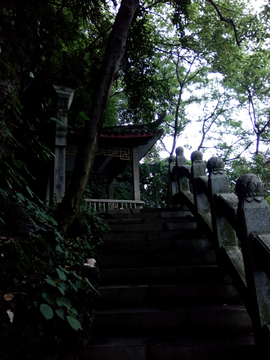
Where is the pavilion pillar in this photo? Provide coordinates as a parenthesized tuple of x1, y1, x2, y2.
(132, 147, 140, 201)
(53, 85, 74, 203)
(107, 176, 114, 199)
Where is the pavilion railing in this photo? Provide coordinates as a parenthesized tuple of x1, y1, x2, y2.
(169, 146, 270, 346)
(84, 199, 144, 212)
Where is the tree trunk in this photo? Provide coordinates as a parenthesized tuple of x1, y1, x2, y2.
(57, 0, 139, 234)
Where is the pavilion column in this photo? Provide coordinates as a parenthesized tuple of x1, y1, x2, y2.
(53, 85, 74, 203)
(107, 175, 114, 199)
(132, 146, 140, 201)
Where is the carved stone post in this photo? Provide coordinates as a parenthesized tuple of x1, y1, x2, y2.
(191, 150, 209, 216)
(176, 147, 189, 192)
(235, 173, 270, 344)
(169, 155, 178, 208)
(207, 157, 237, 249)
(169, 155, 177, 195)
(176, 147, 189, 210)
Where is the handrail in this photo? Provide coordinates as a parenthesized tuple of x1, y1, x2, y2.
(84, 198, 144, 212)
(169, 146, 270, 346)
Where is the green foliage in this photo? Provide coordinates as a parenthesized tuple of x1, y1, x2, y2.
(40, 265, 98, 331)
(119, 6, 173, 123)
(140, 156, 169, 208)
(112, 166, 134, 200)
(0, 193, 108, 359)
(226, 152, 270, 196)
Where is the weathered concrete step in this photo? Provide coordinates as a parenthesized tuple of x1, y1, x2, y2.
(106, 216, 196, 225)
(97, 249, 216, 268)
(99, 265, 221, 285)
(106, 220, 198, 233)
(97, 283, 240, 308)
(92, 305, 253, 336)
(103, 228, 206, 241)
(79, 335, 256, 360)
(100, 238, 212, 254)
(105, 209, 192, 219)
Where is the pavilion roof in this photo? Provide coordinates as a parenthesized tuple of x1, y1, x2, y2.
(66, 123, 164, 177)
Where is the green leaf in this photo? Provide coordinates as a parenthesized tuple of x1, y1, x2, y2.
(45, 278, 57, 287)
(68, 279, 78, 292)
(55, 244, 64, 254)
(16, 192, 25, 202)
(12, 158, 22, 169)
(67, 316, 82, 331)
(42, 293, 53, 304)
(85, 277, 100, 295)
(59, 282, 69, 292)
(75, 280, 85, 289)
(56, 297, 71, 310)
(40, 304, 54, 320)
(59, 265, 70, 274)
(58, 287, 65, 295)
(79, 111, 90, 121)
(56, 268, 67, 281)
(70, 307, 78, 316)
(26, 185, 33, 198)
(55, 307, 65, 320)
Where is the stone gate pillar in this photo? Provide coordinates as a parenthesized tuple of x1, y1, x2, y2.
(53, 85, 74, 203)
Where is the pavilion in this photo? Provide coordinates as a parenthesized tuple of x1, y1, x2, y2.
(52, 85, 163, 208)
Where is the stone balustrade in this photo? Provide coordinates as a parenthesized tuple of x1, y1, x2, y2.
(169, 146, 270, 346)
(84, 198, 144, 212)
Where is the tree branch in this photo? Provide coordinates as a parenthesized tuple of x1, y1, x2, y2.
(206, 0, 241, 47)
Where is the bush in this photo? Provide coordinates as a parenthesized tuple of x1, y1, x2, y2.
(0, 193, 108, 359)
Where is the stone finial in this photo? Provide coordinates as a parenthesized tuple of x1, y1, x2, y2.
(191, 150, 203, 163)
(235, 173, 264, 202)
(207, 157, 225, 174)
(176, 146, 184, 156)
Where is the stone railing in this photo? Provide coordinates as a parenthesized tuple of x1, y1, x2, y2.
(170, 146, 270, 346)
(84, 199, 144, 212)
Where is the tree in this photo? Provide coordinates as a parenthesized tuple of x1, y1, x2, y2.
(2, 0, 269, 234)
(140, 156, 169, 207)
(57, 0, 139, 234)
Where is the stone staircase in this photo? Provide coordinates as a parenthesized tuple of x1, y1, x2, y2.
(80, 208, 257, 360)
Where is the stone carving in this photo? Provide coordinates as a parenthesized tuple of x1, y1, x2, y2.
(176, 146, 187, 167)
(207, 157, 225, 175)
(235, 173, 264, 202)
(191, 150, 203, 163)
(176, 146, 184, 156)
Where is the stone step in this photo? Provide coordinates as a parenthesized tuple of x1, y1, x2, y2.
(92, 305, 253, 336)
(103, 228, 206, 241)
(106, 215, 196, 226)
(99, 265, 221, 285)
(97, 249, 216, 268)
(97, 283, 240, 308)
(100, 238, 212, 253)
(86, 209, 255, 360)
(105, 209, 192, 219)
(107, 220, 198, 233)
(79, 335, 256, 360)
